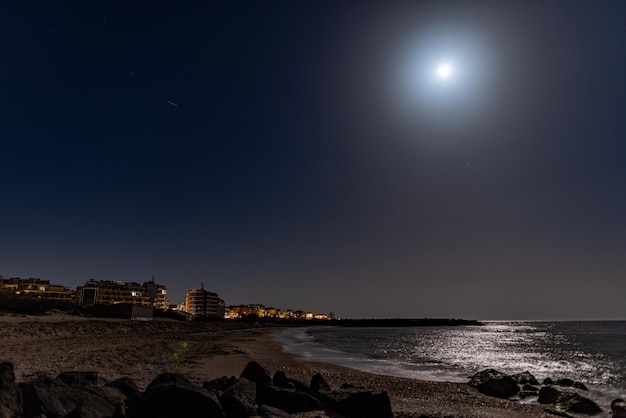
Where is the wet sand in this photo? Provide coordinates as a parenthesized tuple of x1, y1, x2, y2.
(0, 314, 561, 417)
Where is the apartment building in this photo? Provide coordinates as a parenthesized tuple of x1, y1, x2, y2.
(0, 277, 75, 302)
(143, 279, 169, 311)
(77, 279, 151, 306)
(184, 285, 225, 318)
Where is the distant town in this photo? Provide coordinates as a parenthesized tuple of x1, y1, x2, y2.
(0, 276, 334, 321)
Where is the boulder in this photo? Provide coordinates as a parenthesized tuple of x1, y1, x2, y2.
(204, 376, 238, 394)
(555, 378, 574, 387)
(272, 371, 294, 390)
(257, 405, 292, 418)
(561, 392, 602, 415)
(89, 386, 128, 415)
(287, 378, 309, 393)
(240, 362, 272, 388)
(134, 372, 224, 418)
(519, 384, 539, 399)
(511, 371, 539, 385)
(20, 375, 121, 418)
(0, 362, 17, 387)
(537, 386, 560, 404)
(257, 385, 321, 413)
(310, 373, 331, 395)
(322, 386, 393, 418)
(0, 362, 22, 418)
(537, 386, 601, 415)
(543, 377, 554, 385)
(105, 376, 140, 399)
(574, 381, 589, 391)
(219, 377, 257, 418)
(611, 398, 626, 418)
(57, 371, 106, 387)
(468, 369, 519, 399)
(554, 378, 587, 390)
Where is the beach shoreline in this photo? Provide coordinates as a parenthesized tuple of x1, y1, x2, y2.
(0, 315, 561, 417)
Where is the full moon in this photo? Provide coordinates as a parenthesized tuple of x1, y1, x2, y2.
(435, 63, 453, 80)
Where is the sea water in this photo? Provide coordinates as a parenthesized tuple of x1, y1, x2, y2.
(274, 321, 626, 408)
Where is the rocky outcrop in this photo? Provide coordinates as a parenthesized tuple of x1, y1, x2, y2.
(468, 368, 603, 414)
(468, 369, 520, 398)
(538, 386, 602, 415)
(0, 360, 395, 418)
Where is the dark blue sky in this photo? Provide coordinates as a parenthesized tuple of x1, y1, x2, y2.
(2, 1, 625, 319)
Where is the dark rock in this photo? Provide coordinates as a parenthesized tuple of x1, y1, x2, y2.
(555, 378, 575, 387)
(553, 378, 588, 390)
(0, 362, 22, 418)
(310, 373, 331, 395)
(537, 386, 601, 415)
(538, 386, 560, 404)
(560, 391, 602, 415)
(0, 362, 17, 388)
(204, 376, 238, 394)
(57, 371, 105, 387)
(340, 383, 356, 390)
(88, 386, 127, 415)
(543, 377, 554, 385)
(468, 369, 506, 386)
(257, 404, 292, 418)
(322, 386, 393, 418)
(20, 376, 120, 418)
(512, 371, 539, 385)
(105, 376, 140, 399)
(611, 398, 626, 418)
(272, 371, 294, 389)
(135, 372, 224, 418)
(573, 381, 589, 391)
(240, 361, 272, 388)
(219, 377, 257, 418)
(468, 369, 519, 399)
(519, 384, 539, 399)
(258, 385, 321, 413)
(288, 378, 309, 393)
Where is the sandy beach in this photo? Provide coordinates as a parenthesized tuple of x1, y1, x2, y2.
(0, 314, 562, 417)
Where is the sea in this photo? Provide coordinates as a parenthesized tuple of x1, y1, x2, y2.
(274, 321, 626, 409)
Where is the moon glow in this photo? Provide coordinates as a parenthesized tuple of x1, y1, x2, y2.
(435, 63, 453, 80)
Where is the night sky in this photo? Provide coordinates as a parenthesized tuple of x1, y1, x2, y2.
(2, 1, 625, 320)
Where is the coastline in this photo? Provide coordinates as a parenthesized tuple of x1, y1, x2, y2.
(0, 315, 561, 417)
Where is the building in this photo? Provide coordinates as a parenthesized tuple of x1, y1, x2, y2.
(77, 279, 152, 306)
(0, 277, 75, 302)
(184, 284, 224, 318)
(228, 304, 266, 318)
(143, 278, 169, 311)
